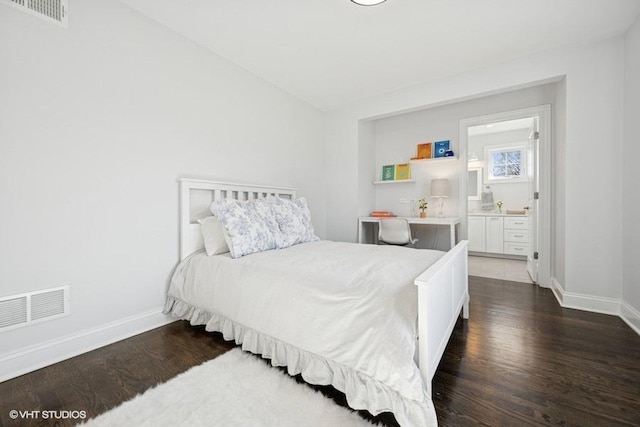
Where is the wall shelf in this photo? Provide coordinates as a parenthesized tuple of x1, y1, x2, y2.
(410, 156, 458, 164)
(373, 179, 416, 185)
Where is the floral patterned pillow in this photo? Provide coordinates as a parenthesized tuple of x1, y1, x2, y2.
(210, 199, 281, 258)
(210, 196, 319, 258)
(269, 196, 319, 248)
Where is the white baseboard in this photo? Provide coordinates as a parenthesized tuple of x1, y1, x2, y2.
(0, 309, 176, 383)
(549, 277, 621, 315)
(550, 278, 640, 338)
(621, 302, 640, 336)
(550, 277, 564, 306)
(561, 292, 620, 316)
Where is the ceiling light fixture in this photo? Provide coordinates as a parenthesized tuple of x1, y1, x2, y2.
(351, 0, 387, 6)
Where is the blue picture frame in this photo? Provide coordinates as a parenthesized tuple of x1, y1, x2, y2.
(434, 140, 450, 158)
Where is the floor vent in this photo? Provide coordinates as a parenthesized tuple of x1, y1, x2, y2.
(0, 286, 70, 332)
(1, 0, 68, 27)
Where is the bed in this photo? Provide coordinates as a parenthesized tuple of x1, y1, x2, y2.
(165, 178, 469, 426)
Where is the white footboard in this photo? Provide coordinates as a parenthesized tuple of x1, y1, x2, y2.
(414, 240, 469, 398)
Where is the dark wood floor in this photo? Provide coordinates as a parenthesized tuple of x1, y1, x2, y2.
(2, 276, 640, 427)
(434, 277, 640, 426)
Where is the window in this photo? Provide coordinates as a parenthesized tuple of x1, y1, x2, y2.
(484, 143, 527, 183)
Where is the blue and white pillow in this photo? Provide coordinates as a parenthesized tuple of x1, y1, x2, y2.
(210, 199, 280, 258)
(210, 196, 319, 258)
(269, 196, 319, 248)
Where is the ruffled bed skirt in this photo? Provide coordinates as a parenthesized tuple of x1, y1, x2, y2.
(163, 296, 436, 427)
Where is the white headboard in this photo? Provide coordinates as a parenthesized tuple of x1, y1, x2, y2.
(178, 178, 297, 260)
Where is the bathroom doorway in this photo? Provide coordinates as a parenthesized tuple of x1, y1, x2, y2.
(459, 106, 551, 286)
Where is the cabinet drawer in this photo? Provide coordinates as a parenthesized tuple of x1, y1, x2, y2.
(504, 229, 528, 243)
(504, 242, 528, 256)
(504, 217, 528, 230)
(504, 217, 528, 229)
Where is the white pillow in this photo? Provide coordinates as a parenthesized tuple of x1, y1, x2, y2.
(197, 216, 230, 256)
(210, 199, 280, 258)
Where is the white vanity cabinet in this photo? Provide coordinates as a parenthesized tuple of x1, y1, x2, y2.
(468, 214, 528, 257)
(503, 217, 529, 256)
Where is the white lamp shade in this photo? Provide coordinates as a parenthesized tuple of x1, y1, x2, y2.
(431, 179, 450, 198)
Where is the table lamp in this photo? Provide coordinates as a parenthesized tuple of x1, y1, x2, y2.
(431, 179, 450, 218)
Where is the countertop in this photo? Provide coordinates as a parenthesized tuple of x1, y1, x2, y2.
(468, 212, 527, 217)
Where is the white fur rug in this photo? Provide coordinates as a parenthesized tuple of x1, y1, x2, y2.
(83, 348, 375, 427)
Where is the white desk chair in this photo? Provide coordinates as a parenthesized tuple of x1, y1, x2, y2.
(378, 218, 418, 246)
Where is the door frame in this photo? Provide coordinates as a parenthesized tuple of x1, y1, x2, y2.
(459, 105, 551, 287)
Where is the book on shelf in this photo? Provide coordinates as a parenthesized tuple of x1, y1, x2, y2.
(381, 165, 395, 181)
(416, 142, 432, 159)
(370, 211, 397, 217)
(434, 140, 450, 158)
(395, 163, 411, 180)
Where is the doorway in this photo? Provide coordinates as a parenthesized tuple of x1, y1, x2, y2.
(459, 105, 551, 287)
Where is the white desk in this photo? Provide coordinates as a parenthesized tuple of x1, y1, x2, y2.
(358, 217, 461, 250)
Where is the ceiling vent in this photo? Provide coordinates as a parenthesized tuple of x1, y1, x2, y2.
(0, 286, 70, 332)
(1, 0, 68, 27)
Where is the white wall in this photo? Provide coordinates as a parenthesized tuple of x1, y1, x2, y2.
(553, 78, 567, 290)
(622, 15, 640, 332)
(368, 86, 556, 250)
(0, 0, 324, 379)
(468, 129, 532, 213)
(325, 36, 625, 313)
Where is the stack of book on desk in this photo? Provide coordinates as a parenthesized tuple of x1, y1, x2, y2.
(370, 211, 396, 218)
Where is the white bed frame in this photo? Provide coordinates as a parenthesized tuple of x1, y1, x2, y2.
(178, 177, 469, 398)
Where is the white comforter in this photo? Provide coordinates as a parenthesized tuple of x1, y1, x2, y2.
(165, 240, 443, 426)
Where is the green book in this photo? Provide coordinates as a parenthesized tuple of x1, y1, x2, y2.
(382, 165, 395, 181)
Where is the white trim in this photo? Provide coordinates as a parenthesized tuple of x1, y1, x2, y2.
(459, 105, 552, 287)
(621, 302, 640, 336)
(549, 277, 619, 315)
(0, 309, 175, 383)
(561, 292, 620, 316)
(550, 277, 564, 305)
(551, 277, 640, 337)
